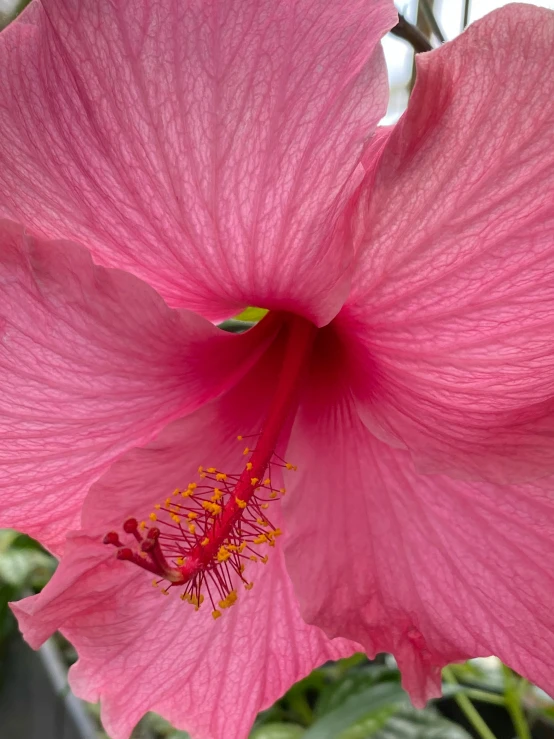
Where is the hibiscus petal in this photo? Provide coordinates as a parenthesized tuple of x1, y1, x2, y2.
(285, 354, 554, 706)
(12, 351, 356, 739)
(0, 221, 275, 554)
(346, 5, 554, 482)
(0, 0, 396, 324)
(14, 536, 353, 739)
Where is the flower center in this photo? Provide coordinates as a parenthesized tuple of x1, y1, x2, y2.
(104, 314, 316, 619)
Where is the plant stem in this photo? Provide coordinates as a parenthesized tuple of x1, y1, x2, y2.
(463, 689, 505, 707)
(442, 667, 497, 739)
(390, 14, 433, 53)
(419, 0, 446, 43)
(502, 666, 532, 739)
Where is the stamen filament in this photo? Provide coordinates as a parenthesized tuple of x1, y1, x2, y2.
(104, 314, 316, 615)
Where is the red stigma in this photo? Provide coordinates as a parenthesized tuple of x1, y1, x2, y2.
(103, 531, 122, 547)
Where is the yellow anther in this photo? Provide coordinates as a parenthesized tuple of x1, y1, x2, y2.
(198, 466, 204, 473)
(218, 590, 237, 609)
(162, 589, 170, 596)
(261, 503, 269, 510)
(215, 473, 227, 481)
(149, 512, 157, 521)
(263, 479, 271, 486)
(244, 582, 254, 591)
(280, 488, 286, 494)
(250, 477, 259, 486)
(211, 488, 223, 501)
(239, 542, 247, 552)
(207, 467, 217, 474)
(176, 556, 185, 566)
(180, 593, 188, 601)
(182, 489, 193, 498)
(261, 555, 269, 564)
(139, 521, 147, 531)
(285, 462, 297, 471)
(188, 523, 196, 534)
(243, 447, 250, 455)
(199, 472, 207, 478)
(165, 497, 171, 506)
(198, 595, 205, 605)
(202, 501, 222, 516)
(212, 610, 222, 620)
(152, 580, 158, 588)
(270, 492, 278, 499)
(272, 528, 283, 538)
(170, 513, 181, 524)
(154, 503, 161, 510)
(253, 534, 268, 545)
(139, 551, 148, 559)
(187, 512, 198, 520)
(235, 497, 247, 509)
(246, 462, 253, 471)
(237, 435, 243, 440)
(188, 482, 197, 491)
(227, 544, 238, 552)
(250, 555, 258, 562)
(201, 537, 210, 546)
(239, 564, 245, 573)
(256, 518, 269, 527)
(172, 488, 180, 496)
(217, 546, 231, 563)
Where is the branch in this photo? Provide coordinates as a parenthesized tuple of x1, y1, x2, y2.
(390, 14, 433, 54)
(420, 0, 446, 43)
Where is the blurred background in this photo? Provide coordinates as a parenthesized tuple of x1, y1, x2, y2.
(1, 0, 554, 737)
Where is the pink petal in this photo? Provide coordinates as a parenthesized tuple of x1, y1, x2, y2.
(346, 5, 554, 482)
(12, 354, 357, 739)
(14, 536, 353, 739)
(285, 356, 554, 706)
(0, 221, 275, 554)
(0, 0, 396, 325)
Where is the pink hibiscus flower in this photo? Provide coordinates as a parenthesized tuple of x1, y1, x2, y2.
(1, 0, 554, 737)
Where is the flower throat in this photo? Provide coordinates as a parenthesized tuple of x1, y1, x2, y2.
(104, 314, 316, 619)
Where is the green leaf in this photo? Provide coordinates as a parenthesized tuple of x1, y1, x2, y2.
(304, 681, 407, 739)
(250, 723, 305, 739)
(315, 665, 400, 719)
(0, 547, 55, 587)
(217, 319, 256, 333)
(234, 307, 269, 322)
(371, 708, 473, 739)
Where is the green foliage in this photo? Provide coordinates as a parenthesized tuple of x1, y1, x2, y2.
(0, 529, 55, 654)
(251, 724, 306, 739)
(0, 529, 55, 588)
(304, 682, 407, 739)
(218, 307, 269, 333)
(234, 307, 269, 322)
